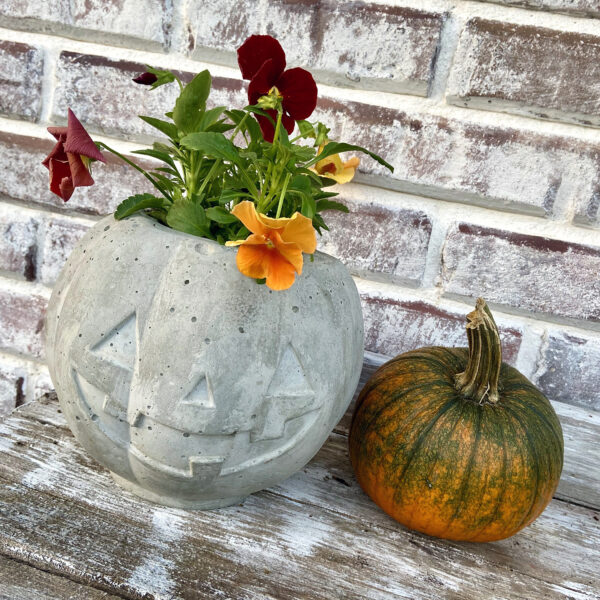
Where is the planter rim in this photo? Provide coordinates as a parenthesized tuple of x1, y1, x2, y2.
(111, 212, 337, 261)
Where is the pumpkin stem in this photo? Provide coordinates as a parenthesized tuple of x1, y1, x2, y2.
(455, 298, 502, 404)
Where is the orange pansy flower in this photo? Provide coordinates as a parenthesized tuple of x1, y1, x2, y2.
(226, 201, 317, 291)
(313, 144, 360, 184)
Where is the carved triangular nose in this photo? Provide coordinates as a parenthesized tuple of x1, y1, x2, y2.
(181, 374, 216, 408)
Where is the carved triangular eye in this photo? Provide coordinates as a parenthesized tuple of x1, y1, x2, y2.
(251, 344, 319, 442)
(91, 312, 137, 371)
(266, 344, 313, 398)
(181, 374, 216, 408)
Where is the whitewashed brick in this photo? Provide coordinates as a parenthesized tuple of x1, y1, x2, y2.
(39, 217, 91, 285)
(535, 329, 600, 411)
(0, 0, 173, 48)
(0, 286, 47, 359)
(53, 52, 246, 142)
(448, 19, 600, 128)
(188, 1, 445, 94)
(318, 197, 432, 285)
(0, 40, 43, 121)
(475, 0, 600, 18)
(316, 98, 600, 218)
(442, 223, 600, 325)
(0, 204, 39, 280)
(361, 294, 523, 365)
(0, 358, 26, 416)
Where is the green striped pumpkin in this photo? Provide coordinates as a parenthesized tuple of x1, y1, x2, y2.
(349, 299, 564, 542)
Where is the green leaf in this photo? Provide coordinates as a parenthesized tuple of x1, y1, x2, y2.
(318, 175, 338, 187)
(278, 126, 291, 147)
(146, 209, 168, 224)
(150, 172, 177, 191)
(180, 132, 241, 164)
(132, 148, 176, 169)
(288, 174, 312, 199)
(155, 166, 183, 180)
(297, 120, 315, 138)
(306, 142, 394, 172)
(244, 115, 262, 143)
(245, 106, 275, 123)
(301, 194, 316, 219)
(316, 199, 349, 213)
(166, 201, 211, 237)
(207, 122, 236, 134)
(225, 109, 262, 143)
(232, 226, 250, 240)
(198, 106, 226, 131)
(315, 122, 331, 146)
(206, 206, 239, 224)
(153, 142, 176, 154)
(289, 145, 316, 162)
(114, 193, 167, 220)
(173, 70, 211, 134)
(145, 66, 176, 90)
(312, 213, 329, 235)
(218, 189, 243, 205)
(138, 116, 178, 141)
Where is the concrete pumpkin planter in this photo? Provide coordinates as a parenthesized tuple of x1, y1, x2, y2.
(45, 213, 364, 509)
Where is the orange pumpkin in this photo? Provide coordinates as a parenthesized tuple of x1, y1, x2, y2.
(349, 299, 564, 542)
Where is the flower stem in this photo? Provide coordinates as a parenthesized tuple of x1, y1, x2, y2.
(196, 159, 221, 199)
(275, 173, 291, 218)
(230, 113, 249, 140)
(272, 109, 283, 147)
(455, 298, 502, 404)
(95, 142, 172, 203)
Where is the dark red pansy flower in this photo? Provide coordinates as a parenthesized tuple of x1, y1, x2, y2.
(133, 72, 158, 85)
(42, 108, 106, 202)
(237, 35, 317, 142)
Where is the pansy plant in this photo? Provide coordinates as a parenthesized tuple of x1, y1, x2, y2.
(43, 35, 393, 290)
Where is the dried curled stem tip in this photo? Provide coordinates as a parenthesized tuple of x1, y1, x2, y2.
(455, 298, 502, 405)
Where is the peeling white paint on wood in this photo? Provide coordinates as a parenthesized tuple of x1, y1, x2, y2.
(126, 508, 186, 598)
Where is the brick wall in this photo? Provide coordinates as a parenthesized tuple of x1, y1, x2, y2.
(1, 0, 599, 415)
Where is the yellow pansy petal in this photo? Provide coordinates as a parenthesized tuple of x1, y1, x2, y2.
(329, 166, 356, 184)
(316, 153, 343, 175)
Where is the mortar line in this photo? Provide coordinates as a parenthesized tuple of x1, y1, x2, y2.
(38, 46, 59, 126)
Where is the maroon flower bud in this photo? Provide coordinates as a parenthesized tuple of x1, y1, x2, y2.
(133, 72, 158, 85)
(42, 109, 106, 202)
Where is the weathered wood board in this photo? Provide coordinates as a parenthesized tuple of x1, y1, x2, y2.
(0, 554, 121, 600)
(0, 356, 598, 600)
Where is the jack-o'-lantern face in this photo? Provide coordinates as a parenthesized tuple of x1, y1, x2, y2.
(47, 215, 363, 506)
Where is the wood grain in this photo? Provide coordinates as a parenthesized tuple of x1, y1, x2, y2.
(0, 554, 122, 600)
(0, 355, 598, 599)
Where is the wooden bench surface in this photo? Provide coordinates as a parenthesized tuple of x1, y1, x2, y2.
(1, 354, 599, 600)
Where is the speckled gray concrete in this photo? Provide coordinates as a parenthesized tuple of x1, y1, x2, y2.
(45, 214, 364, 509)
